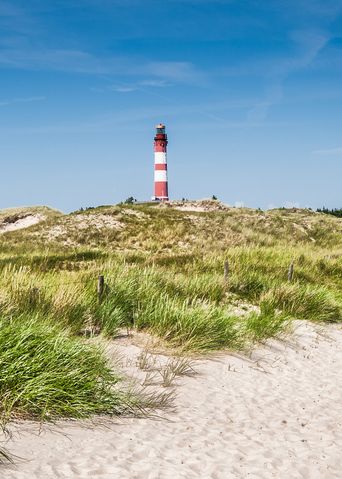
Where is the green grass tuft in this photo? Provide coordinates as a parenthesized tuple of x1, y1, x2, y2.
(261, 284, 342, 322)
(0, 316, 123, 424)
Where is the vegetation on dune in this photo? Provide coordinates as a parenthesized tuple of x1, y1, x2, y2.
(0, 202, 341, 439)
(0, 206, 61, 219)
(317, 207, 342, 218)
(0, 316, 124, 424)
(0, 206, 61, 228)
(0, 446, 12, 465)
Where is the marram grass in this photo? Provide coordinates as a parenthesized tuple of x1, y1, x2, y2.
(0, 316, 124, 425)
(0, 446, 13, 465)
(0, 204, 341, 435)
(261, 283, 342, 322)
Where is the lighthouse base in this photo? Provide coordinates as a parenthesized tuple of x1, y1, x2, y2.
(151, 196, 169, 202)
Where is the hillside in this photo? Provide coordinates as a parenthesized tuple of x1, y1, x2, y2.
(1, 200, 342, 254)
(1, 201, 341, 317)
(0, 206, 61, 235)
(0, 200, 341, 451)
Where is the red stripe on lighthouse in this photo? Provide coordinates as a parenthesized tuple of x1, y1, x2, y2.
(155, 182, 168, 199)
(155, 163, 167, 171)
(154, 144, 166, 152)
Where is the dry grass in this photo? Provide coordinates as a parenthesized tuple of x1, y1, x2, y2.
(159, 358, 196, 387)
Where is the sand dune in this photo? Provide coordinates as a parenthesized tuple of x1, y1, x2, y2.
(2, 321, 342, 479)
(0, 214, 44, 234)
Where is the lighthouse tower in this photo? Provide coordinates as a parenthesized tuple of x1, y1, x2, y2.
(153, 123, 169, 201)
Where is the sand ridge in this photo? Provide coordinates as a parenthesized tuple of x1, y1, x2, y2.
(1, 321, 342, 479)
(0, 214, 44, 234)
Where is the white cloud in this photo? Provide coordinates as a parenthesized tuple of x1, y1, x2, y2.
(247, 102, 271, 123)
(312, 147, 342, 155)
(0, 96, 45, 107)
(146, 61, 206, 85)
(111, 86, 137, 93)
(222, 29, 329, 80)
(0, 48, 204, 86)
(139, 79, 171, 87)
(242, 31, 328, 122)
(110, 78, 172, 93)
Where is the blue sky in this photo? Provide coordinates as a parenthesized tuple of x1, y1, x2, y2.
(0, 0, 341, 212)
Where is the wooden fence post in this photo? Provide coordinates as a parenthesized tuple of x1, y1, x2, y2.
(288, 262, 294, 282)
(224, 260, 229, 282)
(30, 287, 40, 306)
(97, 275, 105, 303)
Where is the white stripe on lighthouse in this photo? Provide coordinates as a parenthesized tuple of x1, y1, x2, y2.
(154, 152, 167, 164)
(154, 170, 168, 182)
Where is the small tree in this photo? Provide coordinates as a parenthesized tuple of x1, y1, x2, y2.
(124, 196, 136, 205)
(317, 207, 342, 218)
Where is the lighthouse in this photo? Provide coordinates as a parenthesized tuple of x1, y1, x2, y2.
(153, 123, 169, 201)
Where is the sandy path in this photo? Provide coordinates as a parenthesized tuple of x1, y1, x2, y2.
(2, 321, 342, 479)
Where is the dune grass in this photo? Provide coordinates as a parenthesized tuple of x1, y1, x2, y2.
(0, 203, 341, 440)
(261, 284, 341, 323)
(0, 316, 126, 425)
(0, 446, 13, 465)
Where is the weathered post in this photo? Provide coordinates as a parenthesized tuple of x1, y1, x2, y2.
(97, 275, 105, 303)
(224, 260, 229, 282)
(30, 287, 40, 307)
(288, 262, 294, 282)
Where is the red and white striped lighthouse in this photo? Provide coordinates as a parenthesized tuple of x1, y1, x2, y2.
(153, 123, 169, 201)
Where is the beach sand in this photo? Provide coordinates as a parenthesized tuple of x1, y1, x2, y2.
(2, 321, 342, 479)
